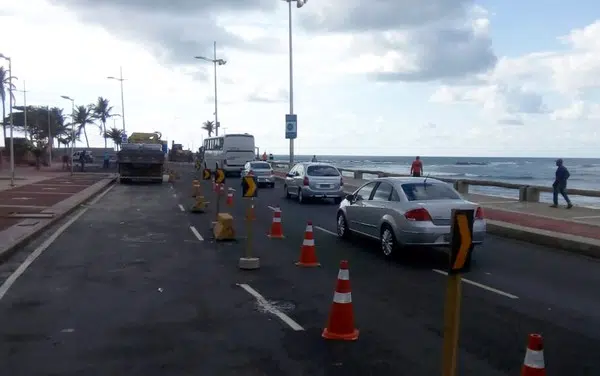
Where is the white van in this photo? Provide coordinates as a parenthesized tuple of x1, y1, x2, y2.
(202, 134, 255, 175)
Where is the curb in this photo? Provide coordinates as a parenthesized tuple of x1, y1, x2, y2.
(273, 172, 600, 259)
(0, 174, 118, 262)
(486, 220, 600, 259)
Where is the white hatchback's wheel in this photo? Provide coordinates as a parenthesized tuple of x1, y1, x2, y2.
(380, 225, 397, 258)
(284, 185, 291, 199)
(337, 212, 350, 239)
(298, 189, 304, 204)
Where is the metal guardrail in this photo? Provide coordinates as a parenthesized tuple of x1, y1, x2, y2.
(268, 160, 600, 203)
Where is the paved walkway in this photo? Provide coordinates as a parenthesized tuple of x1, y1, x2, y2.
(272, 170, 600, 241)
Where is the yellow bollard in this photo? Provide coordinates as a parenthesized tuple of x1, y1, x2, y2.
(190, 195, 209, 213)
(213, 212, 235, 241)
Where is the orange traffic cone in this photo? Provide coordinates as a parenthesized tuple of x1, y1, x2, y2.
(267, 205, 285, 239)
(322, 260, 359, 341)
(296, 221, 320, 267)
(226, 189, 234, 207)
(521, 334, 546, 375)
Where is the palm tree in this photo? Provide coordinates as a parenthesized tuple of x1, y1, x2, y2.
(202, 120, 214, 137)
(104, 127, 124, 150)
(93, 97, 113, 149)
(72, 105, 96, 148)
(0, 66, 16, 142)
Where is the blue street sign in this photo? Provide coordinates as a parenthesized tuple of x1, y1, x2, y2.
(285, 114, 297, 139)
(121, 132, 128, 144)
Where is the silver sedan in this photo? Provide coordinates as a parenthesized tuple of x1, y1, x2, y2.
(336, 177, 486, 258)
(241, 161, 275, 188)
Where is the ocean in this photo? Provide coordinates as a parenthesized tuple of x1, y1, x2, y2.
(272, 155, 600, 208)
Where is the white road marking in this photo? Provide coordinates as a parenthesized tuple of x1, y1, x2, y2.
(314, 226, 338, 236)
(189, 226, 204, 241)
(572, 215, 600, 219)
(431, 269, 519, 299)
(178, 204, 185, 212)
(267, 206, 276, 211)
(0, 184, 115, 302)
(172, 193, 177, 198)
(237, 283, 304, 331)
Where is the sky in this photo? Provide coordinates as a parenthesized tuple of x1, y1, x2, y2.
(0, 0, 599, 158)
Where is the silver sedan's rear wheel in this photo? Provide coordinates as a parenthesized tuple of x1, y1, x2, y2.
(380, 225, 397, 258)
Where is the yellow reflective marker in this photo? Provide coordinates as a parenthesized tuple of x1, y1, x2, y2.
(452, 214, 472, 271)
(242, 176, 257, 198)
(215, 169, 225, 184)
(203, 168, 211, 180)
(449, 209, 474, 274)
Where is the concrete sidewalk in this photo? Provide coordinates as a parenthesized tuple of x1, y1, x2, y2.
(272, 169, 600, 258)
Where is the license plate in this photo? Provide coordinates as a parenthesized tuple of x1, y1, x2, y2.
(319, 184, 332, 188)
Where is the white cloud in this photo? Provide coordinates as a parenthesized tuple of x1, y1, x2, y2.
(430, 20, 600, 126)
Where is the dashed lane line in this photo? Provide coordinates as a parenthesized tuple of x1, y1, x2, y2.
(189, 226, 204, 241)
(237, 283, 304, 331)
(432, 269, 519, 299)
(314, 226, 338, 237)
(312, 225, 520, 300)
(178, 204, 185, 212)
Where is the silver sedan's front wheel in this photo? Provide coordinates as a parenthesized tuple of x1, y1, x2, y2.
(337, 212, 350, 239)
(380, 226, 397, 258)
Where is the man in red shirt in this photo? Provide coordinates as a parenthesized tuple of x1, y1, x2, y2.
(410, 156, 423, 177)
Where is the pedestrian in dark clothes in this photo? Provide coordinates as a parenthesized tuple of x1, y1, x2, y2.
(550, 158, 572, 209)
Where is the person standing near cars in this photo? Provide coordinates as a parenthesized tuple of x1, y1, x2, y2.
(410, 156, 423, 177)
(551, 158, 573, 209)
(79, 150, 86, 172)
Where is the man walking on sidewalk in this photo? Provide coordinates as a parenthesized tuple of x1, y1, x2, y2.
(551, 158, 573, 209)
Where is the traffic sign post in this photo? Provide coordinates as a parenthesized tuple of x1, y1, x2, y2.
(238, 173, 259, 270)
(285, 114, 297, 139)
(441, 209, 474, 376)
(239, 197, 260, 270)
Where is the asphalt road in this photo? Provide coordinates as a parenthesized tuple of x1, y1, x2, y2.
(0, 165, 598, 375)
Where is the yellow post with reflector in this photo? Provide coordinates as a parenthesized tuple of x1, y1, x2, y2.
(239, 173, 260, 270)
(441, 209, 474, 376)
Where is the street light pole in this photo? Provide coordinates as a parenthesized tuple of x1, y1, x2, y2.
(194, 43, 227, 137)
(0, 53, 15, 186)
(22, 81, 28, 141)
(61, 95, 75, 176)
(47, 105, 52, 167)
(107, 67, 126, 131)
(213, 41, 219, 137)
(284, 0, 306, 166)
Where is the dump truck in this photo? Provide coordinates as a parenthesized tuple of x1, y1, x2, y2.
(117, 132, 166, 183)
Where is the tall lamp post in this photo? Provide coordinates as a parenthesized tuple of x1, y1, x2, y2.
(195, 41, 227, 137)
(60, 95, 75, 175)
(107, 67, 126, 131)
(282, 0, 307, 165)
(0, 53, 15, 186)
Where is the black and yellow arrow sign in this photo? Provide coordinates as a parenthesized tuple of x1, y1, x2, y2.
(449, 209, 474, 274)
(202, 168, 211, 180)
(215, 168, 226, 184)
(242, 175, 258, 198)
